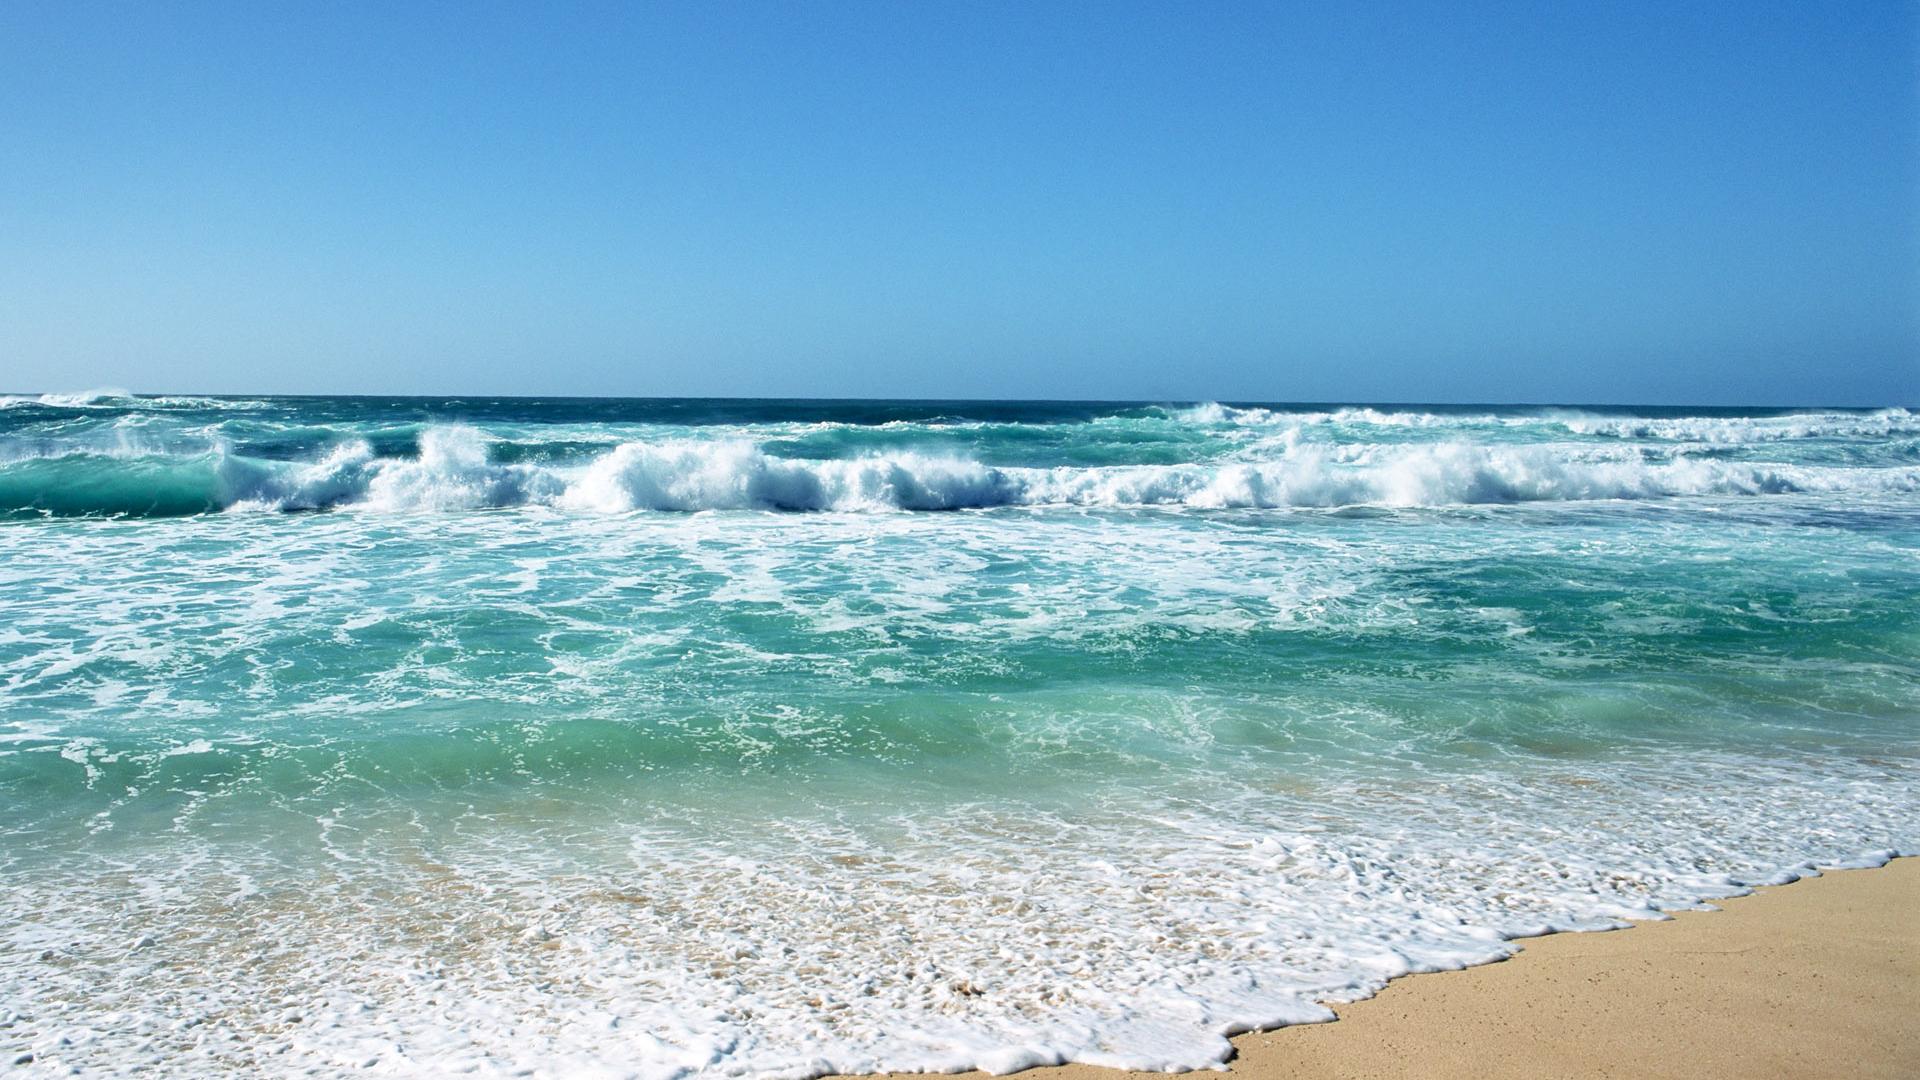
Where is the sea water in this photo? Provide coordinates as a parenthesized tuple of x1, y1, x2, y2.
(1, 393, 1915, 1076)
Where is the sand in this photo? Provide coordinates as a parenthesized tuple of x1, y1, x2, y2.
(847, 856, 1918, 1080)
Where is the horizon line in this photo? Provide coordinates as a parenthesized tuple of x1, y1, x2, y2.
(6, 389, 1916, 411)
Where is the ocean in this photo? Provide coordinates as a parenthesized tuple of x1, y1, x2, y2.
(2, 392, 1916, 1076)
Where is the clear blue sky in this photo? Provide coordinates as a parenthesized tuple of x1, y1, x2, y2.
(1, 1, 1914, 404)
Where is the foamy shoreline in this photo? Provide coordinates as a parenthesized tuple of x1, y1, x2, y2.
(839, 856, 1918, 1080)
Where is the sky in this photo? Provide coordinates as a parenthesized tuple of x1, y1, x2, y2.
(0, 1, 1914, 404)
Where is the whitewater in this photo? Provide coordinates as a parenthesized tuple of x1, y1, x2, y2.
(2, 394, 1916, 1077)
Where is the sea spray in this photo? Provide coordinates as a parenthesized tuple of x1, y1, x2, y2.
(2, 414, 1916, 516)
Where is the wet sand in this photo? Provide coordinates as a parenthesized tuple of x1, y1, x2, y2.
(849, 856, 1917, 1080)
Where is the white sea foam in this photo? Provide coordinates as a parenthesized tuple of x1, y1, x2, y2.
(1, 758, 1910, 1078)
(3, 427, 1908, 518)
(0, 389, 267, 411)
(2, 497, 1915, 1077)
(6, 398, 1918, 518)
(226, 431, 1913, 514)
(0, 387, 134, 408)
(1558, 407, 1920, 442)
(1172, 403, 1920, 442)
(1172, 403, 1493, 428)
(558, 440, 1019, 512)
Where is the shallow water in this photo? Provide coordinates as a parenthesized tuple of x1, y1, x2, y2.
(2, 394, 1916, 1076)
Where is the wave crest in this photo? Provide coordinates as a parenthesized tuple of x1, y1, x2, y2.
(1171, 403, 1920, 442)
(0, 389, 270, 411)
(561, 441, 1017, 512)
(1560, 408, 1920, 443)
(3, 425, 1914, 517)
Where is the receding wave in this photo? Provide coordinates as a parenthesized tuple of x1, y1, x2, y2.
(3, 424, 1915, 517)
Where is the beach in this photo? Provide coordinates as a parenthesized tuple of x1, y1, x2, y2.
(7, 3, 1913, 1075)
(852, 857, 1918, 1080)
(3, 395, 1915, 1076)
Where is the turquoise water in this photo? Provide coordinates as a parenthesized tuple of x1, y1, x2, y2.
(2, 393, 1917, 1076)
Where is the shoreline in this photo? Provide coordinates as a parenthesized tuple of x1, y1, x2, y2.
(844, 856, 1918, 1080)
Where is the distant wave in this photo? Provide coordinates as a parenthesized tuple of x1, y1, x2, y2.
(1169, 403, 1497, 428)
(1558, 409, 1920, 442)
(3, 424, 1915, 517)
(1171, 402, 1920, 442)
(0, 389, 267, 411)
(0, 387, 134, 409)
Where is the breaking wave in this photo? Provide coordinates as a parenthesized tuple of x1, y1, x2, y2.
(1172, 403, 1920, 442)
(0, 389, 268, 411)
(1558, 408, 1920, 442)
(3, 424, 1915, 517)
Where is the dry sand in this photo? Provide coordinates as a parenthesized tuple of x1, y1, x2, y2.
(848, 856, 1918, 1080)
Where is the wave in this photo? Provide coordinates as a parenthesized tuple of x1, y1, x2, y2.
(1012, 444, 1917, 509)
(1170, 403, 1507, 428)
(1559, 408, 1920, 442)
(0, 386, 134, 408)
(1171, 403, 1920, 442)
(0, 452, 240, 516)
(0, 389, 266, 411)
(3, 424, 1916, 517)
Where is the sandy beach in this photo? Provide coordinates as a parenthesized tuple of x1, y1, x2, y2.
(847, 857, 1918, 1080)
